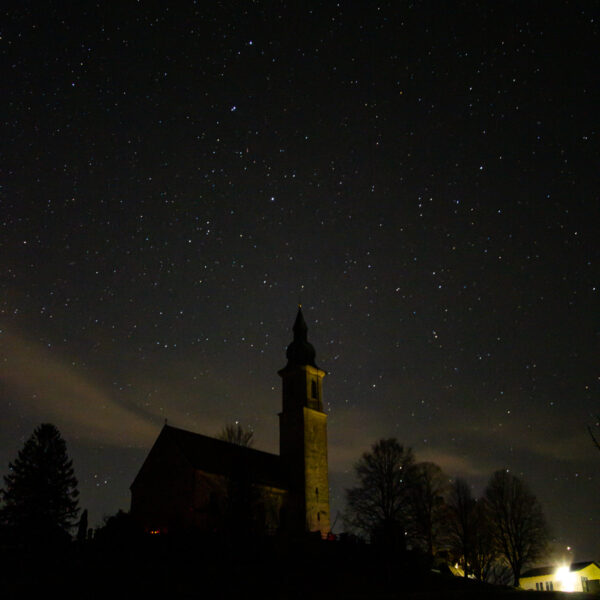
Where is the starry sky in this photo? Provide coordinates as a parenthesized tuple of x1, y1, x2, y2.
(1, 2, 598, 559)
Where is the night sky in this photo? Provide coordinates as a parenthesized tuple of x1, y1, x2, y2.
(2, 2, 598, 560)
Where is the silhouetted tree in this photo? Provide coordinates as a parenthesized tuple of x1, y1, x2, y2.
(486, 560, 514, 587)
(0, 423, 79, 543)
(406, 461, 449, 557)
(484, 470, 549, 586)
(94, 509, 139, 544)
(445, 478, 499, 581)
(344, 438, 415, 550)
(218, 423, 254, 447)
(446, 478, 476, 577)
(470, 501, 498, 582)
(77, 508, 88, 543)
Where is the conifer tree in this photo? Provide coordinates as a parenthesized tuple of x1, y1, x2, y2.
(77, 508, 88, 542)
(1, 423, 79, 538)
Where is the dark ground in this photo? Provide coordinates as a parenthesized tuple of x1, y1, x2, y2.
(1, 531, 599, 600)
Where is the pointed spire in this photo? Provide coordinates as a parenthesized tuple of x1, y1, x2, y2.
(284, 306, 317, 368)
(292, 305, 308, 341)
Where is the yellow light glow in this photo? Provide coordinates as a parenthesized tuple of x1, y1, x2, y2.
(555, 566, 577, 592)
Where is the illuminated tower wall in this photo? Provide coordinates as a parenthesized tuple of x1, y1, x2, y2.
(279, 308, 330, 537)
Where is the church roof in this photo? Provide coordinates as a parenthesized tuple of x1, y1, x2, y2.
(520, 561, 599, 578)
(152, 424, 287, 489)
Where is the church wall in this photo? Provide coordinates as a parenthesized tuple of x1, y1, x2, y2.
(259, 485, 288, 535)
(192, 470, 226, 531)
(192, 469, 288, 535)
(131, 437, 195, 533)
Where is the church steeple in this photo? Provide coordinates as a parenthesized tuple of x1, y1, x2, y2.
(284, 306, 317, 369)
(293, 306, 308, 338)
(278, 307, 330, 538)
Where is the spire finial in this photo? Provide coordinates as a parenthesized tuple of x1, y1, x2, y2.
(293, 305, 308, 339)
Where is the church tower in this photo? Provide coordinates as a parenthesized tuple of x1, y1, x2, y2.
(279, 307, 330, 537)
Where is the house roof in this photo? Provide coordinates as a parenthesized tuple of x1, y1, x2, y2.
(520, 561, 599, 578)
(147, 424, 288, 489)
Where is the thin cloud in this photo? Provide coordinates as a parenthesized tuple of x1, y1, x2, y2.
(1, 330, 158, 447)
(417, 448, 490, 478)
(448, 419, 591, 463)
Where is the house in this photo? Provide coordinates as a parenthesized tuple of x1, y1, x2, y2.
(130, 307, 331, 538)
(519, 561, 600, 593)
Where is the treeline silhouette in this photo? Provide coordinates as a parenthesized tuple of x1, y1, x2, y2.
(0, 426, 548, 599)
(344, 439, 551, 587)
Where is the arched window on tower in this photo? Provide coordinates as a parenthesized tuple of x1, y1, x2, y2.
(311, 379, 318, 400)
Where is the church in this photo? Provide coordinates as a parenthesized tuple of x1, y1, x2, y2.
(130, 307, 331, 538)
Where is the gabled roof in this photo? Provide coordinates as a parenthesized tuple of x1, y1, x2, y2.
(521, 561, 600, 578)
(138, 424, 287, 489)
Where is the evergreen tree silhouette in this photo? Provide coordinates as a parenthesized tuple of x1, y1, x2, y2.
(77, 508, 88, 543)
(1, 423, 79, 542)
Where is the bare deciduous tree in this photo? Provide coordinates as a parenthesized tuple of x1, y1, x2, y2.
(344, 438, 415, 550)
(218, 423, 254, 447)
(446, 477, 498, 581)
(470, 501, 498, 583)
(484, 470, 549, 586)
(446, 477, 476, 577)
(407, 461, 449, 557)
